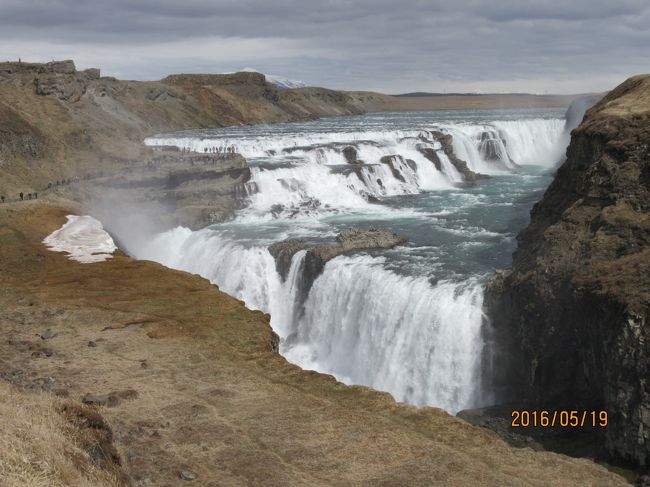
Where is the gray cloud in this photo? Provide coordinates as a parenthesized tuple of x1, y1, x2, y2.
(0, 0, 648, 93)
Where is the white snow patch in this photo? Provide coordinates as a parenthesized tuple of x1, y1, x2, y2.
(240, 68, 307, 89)
(43, 215, 117, 263)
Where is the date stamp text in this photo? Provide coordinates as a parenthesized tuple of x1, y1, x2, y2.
(511, 410, 607, 428)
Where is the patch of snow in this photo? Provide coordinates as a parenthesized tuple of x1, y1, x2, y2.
(43, 215, 117, 263)
(240, 68, 307, 89)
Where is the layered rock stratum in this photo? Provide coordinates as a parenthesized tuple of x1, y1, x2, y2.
(486, 74, 650, 468)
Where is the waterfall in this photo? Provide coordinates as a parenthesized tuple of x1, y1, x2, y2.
(133, 111, 567, 414)
(133, 229, 488, 412)
(444, 118, 565, 172)
(284, 255, 487, 411)
(146, 118, 564, 220)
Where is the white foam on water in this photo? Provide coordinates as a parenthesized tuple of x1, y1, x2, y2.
(145, 129, 422, 157)
(146, 118, 565, 219)
(245, 163, 374, 217)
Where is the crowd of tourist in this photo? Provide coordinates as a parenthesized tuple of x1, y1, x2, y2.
(148, 145, 242, 168)
(0, 174, 99, 205)
(181, 145, 238, 157)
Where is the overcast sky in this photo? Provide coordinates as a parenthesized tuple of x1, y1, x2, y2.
(1, 0, 648, 94)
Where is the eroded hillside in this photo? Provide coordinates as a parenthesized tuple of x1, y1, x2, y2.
(0, 60, 390, 196)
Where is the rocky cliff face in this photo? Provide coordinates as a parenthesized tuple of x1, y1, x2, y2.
(0, 60, 391, 196)
(0, 103, 46, 165)
(485, 75, 650, 467)
(75, 155, 251, 231)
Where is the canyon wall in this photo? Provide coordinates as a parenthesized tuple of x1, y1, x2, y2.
(486, 74, 650, 466)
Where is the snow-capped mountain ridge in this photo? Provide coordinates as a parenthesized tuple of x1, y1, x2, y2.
(240, 68, 308, 89)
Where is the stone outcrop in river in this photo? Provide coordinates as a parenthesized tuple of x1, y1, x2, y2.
(427, 131, 489, 182)
(485, 74, 650, 467)
(269, 228, 407, 298)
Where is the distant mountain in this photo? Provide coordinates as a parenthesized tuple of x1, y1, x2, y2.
(240, 68, 307, 89)
(394, 92, 534, 97)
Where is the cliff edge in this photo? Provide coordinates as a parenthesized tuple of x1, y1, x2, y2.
(486, 74, 650, 467)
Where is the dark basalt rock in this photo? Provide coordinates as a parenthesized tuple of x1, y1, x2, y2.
(342, 145, 363, 164)
(416, 145, 442, 171)
(268, 239, 311, 281)
(335, 227, 407, 249)
(428, 131, 490, 182)
(268, 228, 407, 301)
(477, 131, 519, 167)
(480, 138, 501, 161)
(379, 155, 407, 182)
(478, 131, 504, 161)
(484, 75, 650, 468)
(366, 194, 381, 203)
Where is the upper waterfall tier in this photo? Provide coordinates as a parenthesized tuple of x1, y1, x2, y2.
(146, 112, 566, 220)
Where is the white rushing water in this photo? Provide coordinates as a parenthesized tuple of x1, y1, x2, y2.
(444, 119, 565, 172)
(136, 109, 568, 413)
(285, 255, 486, 410)
(133, 228, 487, 411)
(147, 117, 563, 222)
(145, 118, 563, 168)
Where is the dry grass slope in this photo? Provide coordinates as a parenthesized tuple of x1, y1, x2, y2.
(0, 383, 127, 487)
